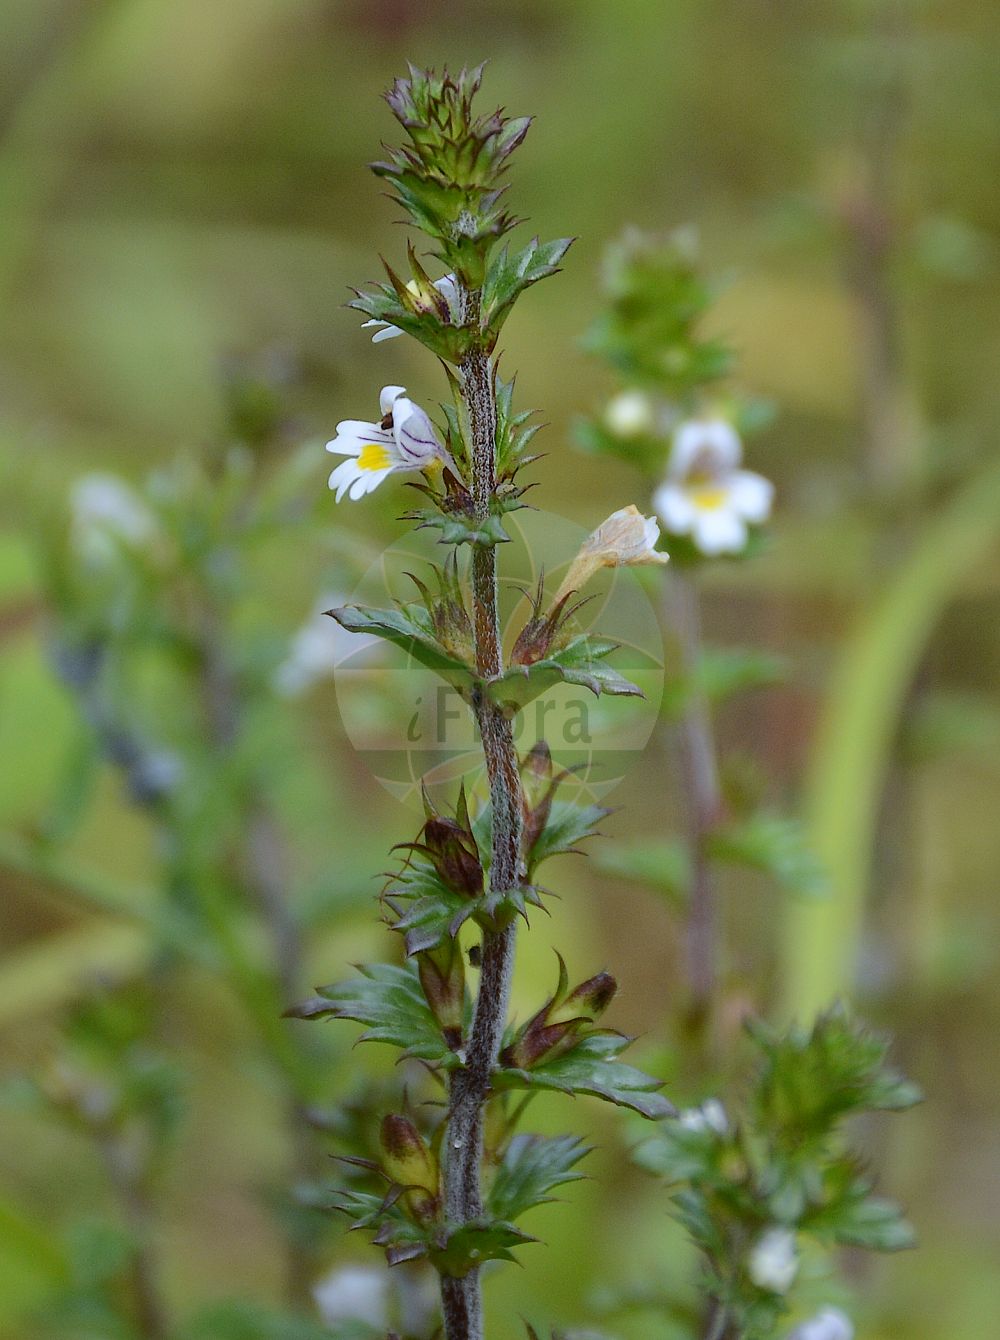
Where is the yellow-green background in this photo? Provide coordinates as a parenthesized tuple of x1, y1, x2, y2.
(2, 1, 999, 1337)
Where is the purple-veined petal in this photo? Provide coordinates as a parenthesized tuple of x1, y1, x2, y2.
(326, 420, 392, 456)
(670, 418, 742, 479)
(392, 398, 443, 466)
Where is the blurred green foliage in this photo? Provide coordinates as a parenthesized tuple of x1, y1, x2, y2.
(1, 1, 999, 1338)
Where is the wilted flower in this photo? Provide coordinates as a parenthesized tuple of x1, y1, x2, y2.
(313, 1263, 390, 1330)
(362, 273, 458, 342)
(678, 1098, 728, 1135)
(71, 473, 156, 562)
(554, 503, 667, 603)
(327, 385, 453, 502)
(604, 388, 655, 438)
(748, 1226, 799, 1294)
(786, 1308, 854, 1340)
(653, 417, 773, 556)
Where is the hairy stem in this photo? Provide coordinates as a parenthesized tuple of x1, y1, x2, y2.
(671, 571, 723, 1031)
(441, 324, 524, 1339)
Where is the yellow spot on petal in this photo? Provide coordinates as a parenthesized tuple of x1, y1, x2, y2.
(358, 443, 392, 472)
(689, 484, 729, 511)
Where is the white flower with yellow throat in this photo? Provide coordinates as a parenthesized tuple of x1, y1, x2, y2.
(653, 417, 773, 556)
(326, 385, 453, 502)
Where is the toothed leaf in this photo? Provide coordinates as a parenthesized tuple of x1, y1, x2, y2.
(487, 1134, 590, 1221)
(494, 1032, 673, 1119)
(286, 963, 460, 1065)
(481, 236, 575, 332)
(330, 603, 474, 695)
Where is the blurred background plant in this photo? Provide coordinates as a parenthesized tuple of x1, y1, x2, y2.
(1, 2, 999, 1338)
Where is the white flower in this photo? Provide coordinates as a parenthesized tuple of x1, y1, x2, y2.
(604, 389, 655, 438)
(653, 417, 773, 556)
(362, 273, 459, 342)
(749, 1226, 799, 1294)
(786, 1308, 854, 1340)
(274, 619, 335, 697)
(678, 1098, 728, 1135)
(71, 474, 156, 562)
(554, 504, 667, 604)
(326, 385, 452, 502)
(313, 1263, 389, 1330)
(274, 594, 379, 696)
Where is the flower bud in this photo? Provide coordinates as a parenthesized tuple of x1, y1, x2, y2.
(548, 972, 618, 1028)
(379, 1114, 439, 1225)
(604, 389, 655, 439)
(395, 788, 484, 899)
(510, 575, 584, 668)
(501, 965, 617, 1069)
(422, 816, 483, 897)
(408, 562, 474, 663)
(519, 740, 557, 857)
(431, 599, 474, 662)
(417, 940, 466, 1052)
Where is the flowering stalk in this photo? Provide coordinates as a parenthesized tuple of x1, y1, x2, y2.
(577, 232, 774, 1032)
(291, 67, 672, 1340)
(671, 568, 724, 1029)
(577, 230, 917, 1340)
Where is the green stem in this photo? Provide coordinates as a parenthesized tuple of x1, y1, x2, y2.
(97, 1132, 168, 1340)
(670, 571, 723, 1032)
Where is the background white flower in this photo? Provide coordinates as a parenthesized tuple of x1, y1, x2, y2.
(326, 384, 450, 502)
(71, 473, 158, 565)
(678, 1098, 728, 1134)
(786, 1307, 854, 1340)
(273, 594, 379, 697)
(362, 273, 458, 342)
(748, 1226, 799, 1293)
(604, 388, 655, 438)
(312, 1263, 389, 1329)
(653, 416, 773, 556)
